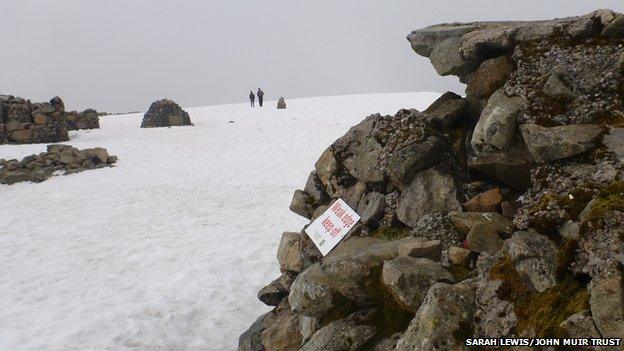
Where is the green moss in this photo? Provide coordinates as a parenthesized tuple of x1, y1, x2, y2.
(447, 264, 477, 282)
(489, 256, 590, 338)
(583, 181, 624, 227)
(371, 226, 410, 240)
(528, 187, 594, 234)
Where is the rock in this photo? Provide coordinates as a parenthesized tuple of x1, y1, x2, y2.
(423, 92, 467, 128)
(82, 147, 109, 164)
(559, 220, 581, 241)
(468, 142, 533, 189)
(503, 229, 557, 292)
(382, 257, 454, 312)
(604, 128, 624, 161)
(449, 246, 473, 266)
(589, 261, 624, 338)
(429, 37, 473, 78)
(466, 56, 510, 99)
(304, 171, 328, 204)
(520, 124, 605, 163)
(299, 311, 376, 351)
(370, 333, 402, 351)
(238, 312, 271, 351)
(141, 99, 192, 128)
(314, 148, 338, 190)
(396, 166, 461, 227)
(464, 188, 503, 212)
(106, 155, 118, 164)
(386, 135, 446, 187)
(471, 89, 524, 155)
(289, 190, 315, 219)
(258, 273, 295, 306)
(277, 232, 304, 273)
(277, 97, 286, 109)
(466, 223, 504, 255)
(398, 240, 442, 261)
(288, 263, 342, 318)
(559, 310, 601, 339)
(543, 74, 575, 100)
(343, 138, 384, 183)
(261, 309, 302, 351)
(448, 211, 513, 236)
(10, 129, 34, 142)
(395, 282, 476, 351)
(407, 24, 477, 57)
(602, 13, 624, 37)
(299, 316, 318, 344)
(357, 192, 386, 227)
(500, 200, 519, 219)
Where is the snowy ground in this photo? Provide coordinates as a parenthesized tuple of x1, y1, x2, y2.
(0, 92, 440, 351)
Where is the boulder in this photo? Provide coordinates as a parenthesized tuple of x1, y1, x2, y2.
(503, 229, 557, 292)
(398, 240, 442, 261)
(466, 56, 511, 99)
(396, 166, 461, 227)
(277, 97, 286, 109)
(357, 191, 386, 227)
(261, 309, 302, 351)
(448, 246, 473, 266)
(466, 223, 504, 255)
(520, 124, 604, 163)
(464, 188, 503, 212)
(604, 128, 624, 161)
(428, 37, 474, 79)
(448, 211, 513, 236)
(471, 89, 524, 155)
(467, 142, 533, 189)
(304, 171, 329, 204)
(289, 190, 315, 219)
(423, 92, 467, 128)
(559, 310, 602, 339)
(141, 99, 192, 128)
(277, 232, 304, 273)
(395, 282, 476, 351)
(300, 311, 376, 351)
(258, 273, 295, 306)
(589, 261, 624, 338)
(406, 24, 477, 57)
(288, 263, 340, 318)
(386, 135, 446, 187)
(238, 312, 272, 351)
(382, 257, 454, 312)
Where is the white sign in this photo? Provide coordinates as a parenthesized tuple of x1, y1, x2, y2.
(305, 198, 360, 256)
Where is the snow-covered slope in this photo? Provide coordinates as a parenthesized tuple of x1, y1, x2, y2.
(0, 92, 440, 351)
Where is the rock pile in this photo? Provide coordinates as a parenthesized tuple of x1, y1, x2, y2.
(277, 97, 287, 109)
(0, 144, 117, 185)
(0, 95, 69, 144)
(241, 9, 624, 350)
(140, 99, 193, 128)
(65, 109, 100, 130)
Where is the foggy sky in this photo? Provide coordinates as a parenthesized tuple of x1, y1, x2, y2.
(2, 1, 623, 112)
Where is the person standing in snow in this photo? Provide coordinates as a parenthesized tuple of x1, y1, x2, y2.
(257, 88, 264, 107)
(249, 91, 255, 107)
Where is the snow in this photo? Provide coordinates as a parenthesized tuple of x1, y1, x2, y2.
(0, 92, 440, 351)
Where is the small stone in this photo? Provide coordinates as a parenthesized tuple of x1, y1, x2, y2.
(448, 211, 513, 236)
(464, 188, 503, 212)
(559, 220, 581, 240)
(398, 239, 442, 261)
(277, 232, 304, 273)
(257, 273, 295, 306)
(543, 74, 575, 100)
(448, 246, 473, 266)
(500, 200, 519, 219)
(277, 97, 286, 109)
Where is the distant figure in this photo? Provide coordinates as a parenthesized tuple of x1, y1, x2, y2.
(257, 88, 264, 107)
(249, 91, 255, 107)
(277, 97, 286, 109)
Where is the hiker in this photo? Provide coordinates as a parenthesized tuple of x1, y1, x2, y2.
(249, 91, 255, 107)
(257, 88, 264, 107)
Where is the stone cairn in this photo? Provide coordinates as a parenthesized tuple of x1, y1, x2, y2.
(277, 97, 287, 109)
(0, 144, 118, 185)
(66, 108, 100, 130)
(140, 99, 192, 128)
(0, 95, 69, 144)
(240, 10, 624, 351)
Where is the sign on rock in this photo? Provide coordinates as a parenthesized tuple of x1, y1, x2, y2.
(305, 198, 360, 256)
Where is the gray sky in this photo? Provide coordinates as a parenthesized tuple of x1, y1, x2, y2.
(2, 1, 623, 112)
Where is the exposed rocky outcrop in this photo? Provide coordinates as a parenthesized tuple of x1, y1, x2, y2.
(0, 95, 69, 144)
(65, 108, 100, 130)
(241, 9, 624, 350)
(0, 144, 117, 184)
(140, 99, 193, 128)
